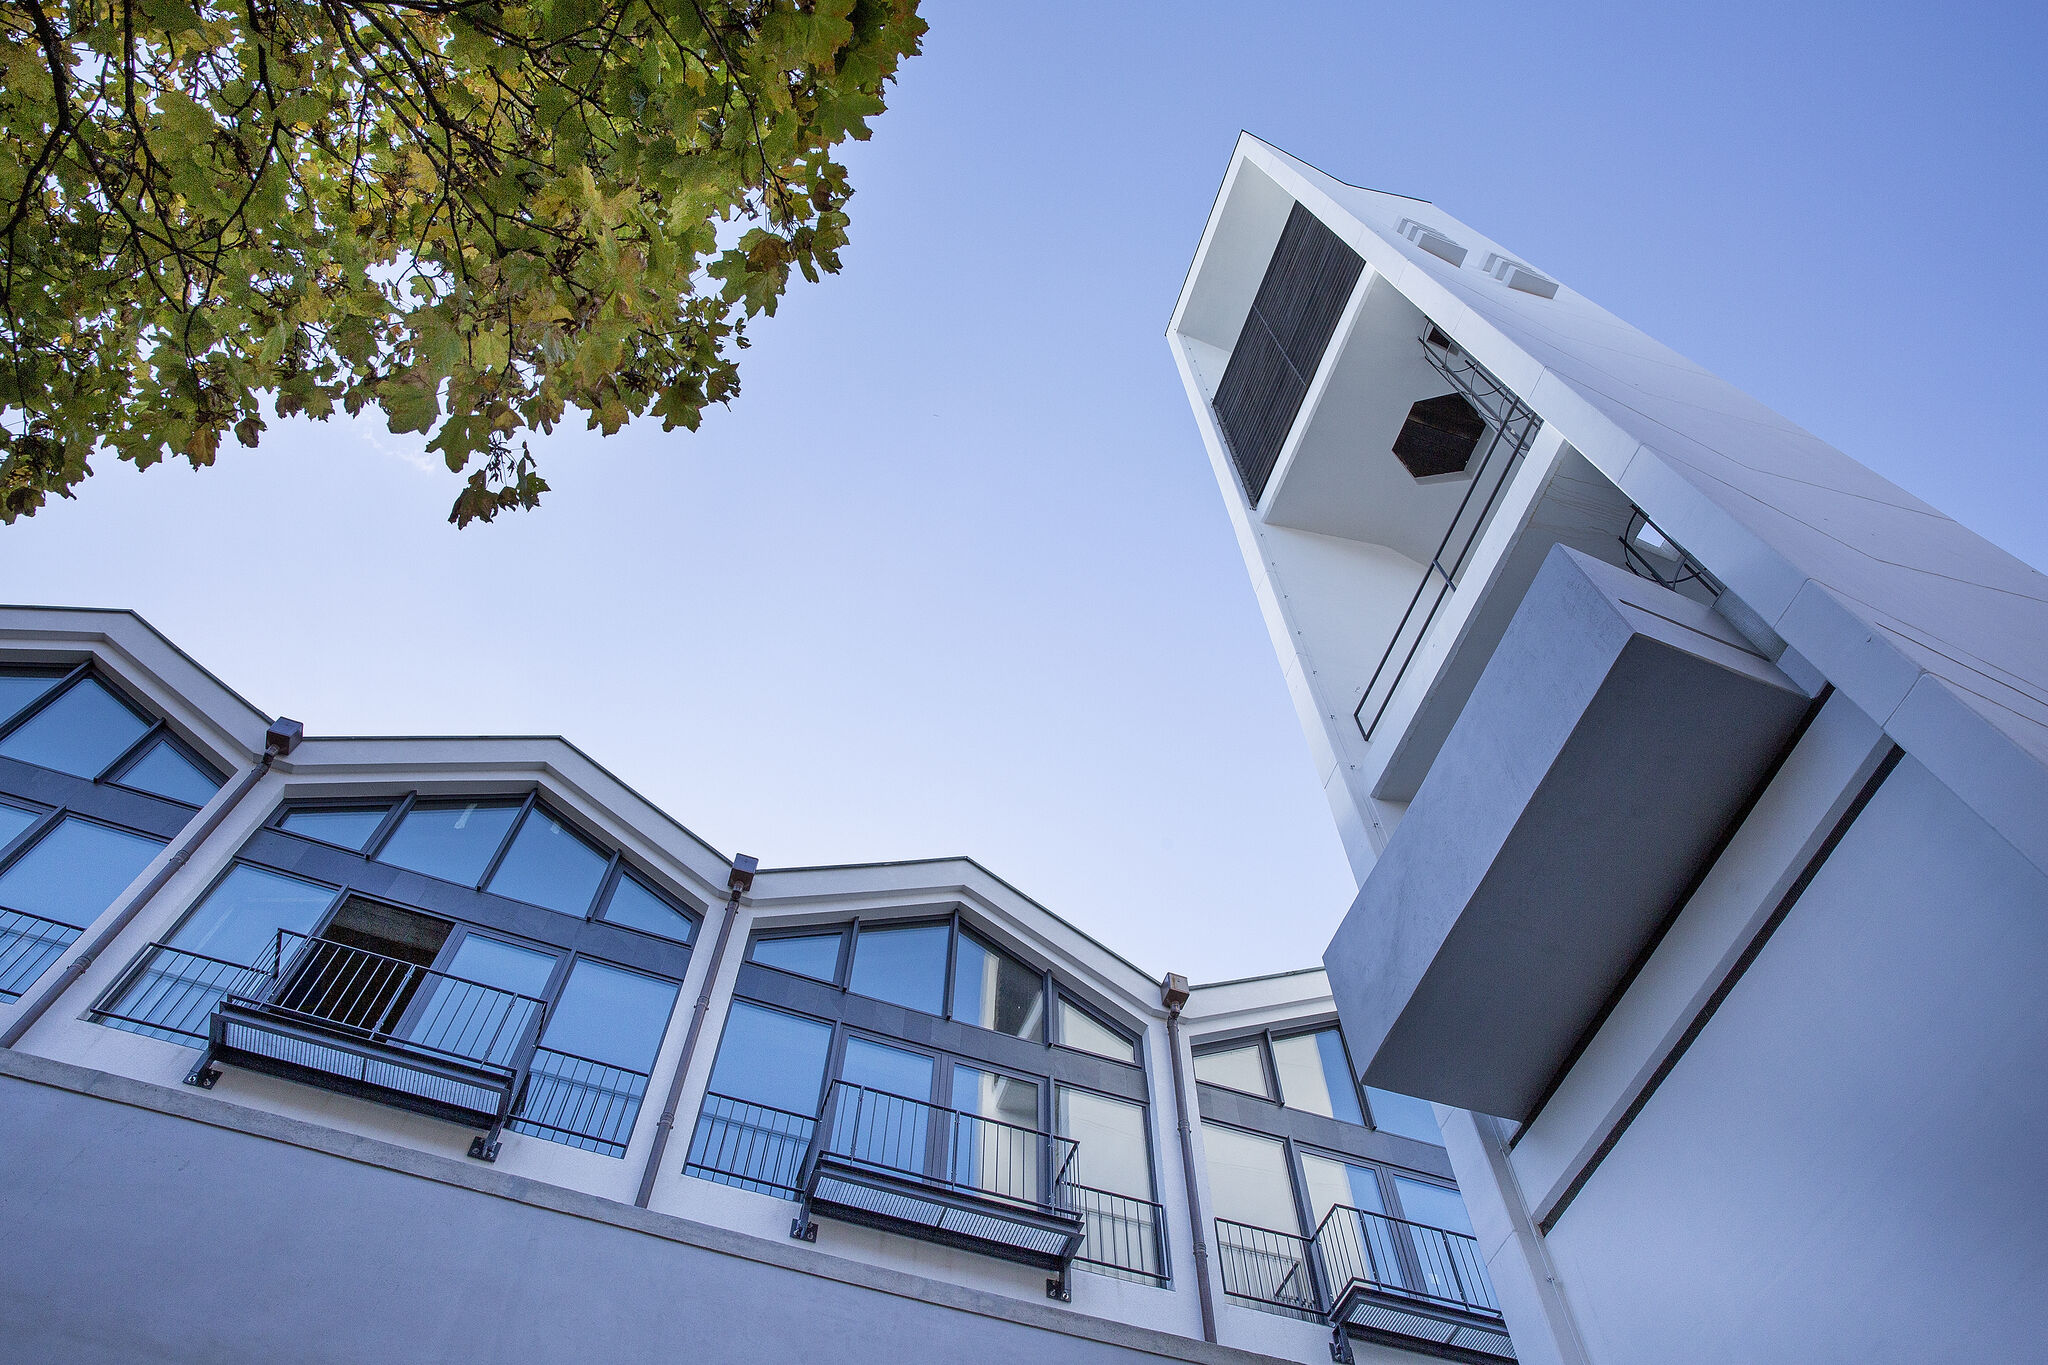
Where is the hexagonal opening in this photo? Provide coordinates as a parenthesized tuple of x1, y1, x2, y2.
(1392, 393, 1486, 481)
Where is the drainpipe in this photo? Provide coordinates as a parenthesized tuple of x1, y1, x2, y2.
(1162, 972, 1218, 1344)
(635, 852, 756, 1209)
(0, 717, 303, 1051)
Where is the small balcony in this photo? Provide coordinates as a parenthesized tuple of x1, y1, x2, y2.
(93, 930, 548, 1159)
(0, 906, 85, 1000)
(1215, 1213, 1515, 1362)
(793, 1081, 1087, 1295)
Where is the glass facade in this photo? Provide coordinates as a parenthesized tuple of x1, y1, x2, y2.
(376, 800, 523, 886)
(278, 806, 387, 851)
(1202, 1123, 1299, 1233)
(600, 875, 693, 941)
(115, 738, 223, 805)
(846, 922, 949, 1014)
(951, 930, 1043, 1040)
(750, 931, 841, 981)
(1059, 998, 1138, 1064)
(486, 807, 609, 915)
(1270, 1028, 1365, 1124)
(1194, 1042, 1269, 1097)
(0, 677, 149, 779)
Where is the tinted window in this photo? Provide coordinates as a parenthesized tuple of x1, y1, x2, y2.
(0, 677, 150, 778)
(279, 805, 390, 851)
(951, 931, 1043, 1039)
(375, 800, 520, 886)
(1059, 998, 1137, 1064)
(540, 959, 678, 1072)
(0, 672, 60, 730)
(1060, 1087, 1151, 1199)
(1300, 1152, 1386, 1226)
(846, 923, 948, 1014)
(0, 817, 165, 927)
(751, 932, 841, 981)
(1194, 1043, 1270, 1098)
(409, 934, 555, 1064)
(1201, 1123, 1299, 1233)
(1367, 1087, 1442, 1146)
(1392, 1177, 1472, 1237)
(601, 875, 693, 942)
(707, 1000, 833, 1115)
(487, 807, 608, 915)
(118, 739, 223, 805)
(169, 864, 335, 963)
(1272, 1029, 1364, 1125)
(0, 803, 37, 852)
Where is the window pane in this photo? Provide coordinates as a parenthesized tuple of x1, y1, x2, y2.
(952, 1065, 1040, 1201)
(375, 800, 521, 886)
(707, 1000, 832, 1115)
(0, 672, 60, 730)
(0, 816, 165, 927)
(408, 933, 555, 1065)
(486, 807, 609, 915)
(841, 1036, 933, 1102)
(0, 677, 150, 778)
(539, 959, 678, 1073)
(1059, 998, 1137, 1063)
(117, 738, 222, 805)
(168, 864, 335, 963)
(1392, 1177, 1473, 1237)
(1060, 1087, 1152, 1199)
(837, 1037, 934, 1173)
(950, 931, 1043, 1039)
(1201, 1123, 1299, 1233)
(1300, 1152, 1386, 1227)
(1194, 1043, 1270, 1097)
(601, 875, 693, 942)
(278, 805, 390, 851)
(1366, 1087, 1442, 1146)
(750, 932, 841, 981)
(0, 803, 38, 851)
(1272, 1029, 1364, 1125)
(846, 922, 948, 1014)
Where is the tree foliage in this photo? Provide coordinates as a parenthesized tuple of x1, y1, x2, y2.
(0, 0, 923, 524)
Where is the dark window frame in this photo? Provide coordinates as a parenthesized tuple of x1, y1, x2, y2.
(1053, 990, 1142, 1068)
(1194, 1017, 1422, 1140)
(0, 661, 229, 801)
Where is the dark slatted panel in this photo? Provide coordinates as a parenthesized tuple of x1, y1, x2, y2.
(1212, 202, 1365, 504)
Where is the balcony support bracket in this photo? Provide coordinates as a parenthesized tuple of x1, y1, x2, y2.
(183, 1050, 220, 1089)
(468, 1124, 503, 1163)
(1328, 1324, 1355, 1364)
(790, 1216, 818, 1243)
(1046, 1266, 1070, 1302)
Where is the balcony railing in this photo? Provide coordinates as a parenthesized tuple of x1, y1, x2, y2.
(508, 1046, 652, 1158)
(92, 930, 548, 1159)
(1070, 1183, 1169, 1285)
(0, 906, 85, 999)
(1314, 1203, 1500, 1319)
(1215, 1217, 1323, 1319)
(797, 1081, 1085, 1292)
(1353, 328, 1541, 745)
(685, 1092, 819, 1196)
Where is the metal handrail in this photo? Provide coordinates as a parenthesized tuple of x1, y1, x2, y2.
(815, 1080, 1081, 1217)
(90, 940, 273, 1041)
(685, 1091, 820, 1195)
(1068, 1182, 1169, 1284)
(0, 905, 87, 998)
(1214, 1216, 1322, 1315)
(509, 1045, 654, 1157)
(238, 929, 549, 1074)
(1312, 1202, 1501, 1318)
(1353, 328, 1541, 744)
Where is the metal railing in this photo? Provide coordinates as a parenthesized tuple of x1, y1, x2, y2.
(816, 1080, 1079, 1216)
(1069, 1183, 1168, 1284)
(0, 906, 85, 999)
(509, 1046, 652, 1158)
(685, 1091, 818, 1196)
(91, 941, 270, 1043)
(1214, 1217, 1322, 1318)
(1353, 328, 1542, 745)
(1314, 1204, 1500, 1318)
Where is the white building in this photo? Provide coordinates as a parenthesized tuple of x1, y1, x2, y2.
(0, 604, 1509, 1363)
(1169, 134, 2048, 1364)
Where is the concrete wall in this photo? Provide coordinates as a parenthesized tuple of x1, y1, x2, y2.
(0, 1054, 1301, 1365)
(1539, 755, 2048, 1362)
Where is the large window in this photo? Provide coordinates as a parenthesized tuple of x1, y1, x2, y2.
(0, 812, 166, 998)
(0, 666, 225, 804)
(93, 790, 698, 1159)
(1195, 1024, 1440, 1147)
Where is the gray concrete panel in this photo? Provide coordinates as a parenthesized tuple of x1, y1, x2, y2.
(1325, 547, 1809, 1120)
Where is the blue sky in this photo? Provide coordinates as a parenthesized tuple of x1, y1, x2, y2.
(4, 1, 2042, 981)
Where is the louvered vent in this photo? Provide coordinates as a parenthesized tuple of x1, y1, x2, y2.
(1212, 203, 1365, 505)
(1397, 218, 1469, 267)
(1481, 252, 1558, 298)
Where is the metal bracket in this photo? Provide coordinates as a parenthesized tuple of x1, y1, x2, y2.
(789, 1217, 817, 1242)
(1046, 1266, 1071, 1302)
(1328, 1325, 1355, 1364)
(468, 1124, 503, 1162)
(183, 1053, 220, 1089)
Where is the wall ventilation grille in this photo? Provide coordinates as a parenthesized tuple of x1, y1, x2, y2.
(1213, 202, 1365, 505)
(1481, 252, 1559, 299)
(1397, 218, 1469, 267)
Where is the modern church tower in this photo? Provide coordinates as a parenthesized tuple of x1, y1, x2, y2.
(1169, 134, 2048, 1364)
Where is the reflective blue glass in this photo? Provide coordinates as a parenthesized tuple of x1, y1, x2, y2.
(0, 816, 165, 927)
(706, 1000, 832, 1114)
(847, 923, 948, 1014)
(600, 875, 692, 941)
(486, 807, 608, 915)
(539, 959, 678, 1072)
(0, 677, 150, 778)
(411, 934, 556, 1064)
(950, 932, 1044, 1039)
(0, 673, 59, 730)
(1366, 1086, 1442, 1146)
(169, 863, 336, 963)
(375, 800, 520, 886)
(0, 803, 37, 852)
(117, 738, 223, 805)
(750, 932, 840, 981)
(278, 805, 390, 851)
